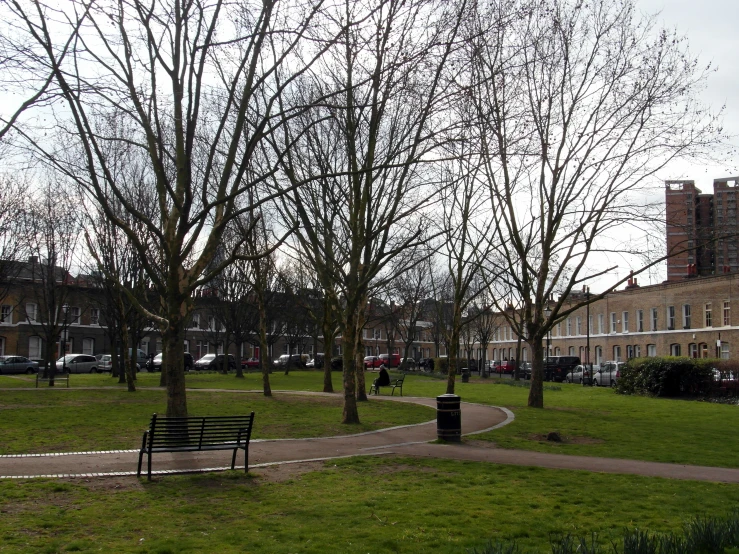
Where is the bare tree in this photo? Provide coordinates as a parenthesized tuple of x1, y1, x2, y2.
(434, 151, 496, 394)
(466, 0, 722, 407)
(274, 0, 468, 423)
(22, 182, 79, 384)
(12, 0, 335, 416)
(386, 253, 433, 371)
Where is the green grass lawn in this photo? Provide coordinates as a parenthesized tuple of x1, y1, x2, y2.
(1, 457, 738, 553)
(1, 371, 739, 553)
(2, 370, 738, 467)
(0, 386, 434, 454)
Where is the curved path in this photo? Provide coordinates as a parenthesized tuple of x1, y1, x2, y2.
(2, 390, 739, 484)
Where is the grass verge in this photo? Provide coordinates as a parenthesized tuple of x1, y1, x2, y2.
(1, 457, 738, 553)
(0, 388, 433, 454)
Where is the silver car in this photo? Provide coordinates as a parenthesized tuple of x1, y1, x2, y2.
(0, 355, 40, 375)
(56, 354, 100, 374)
(565, 364, 592, 384)
(594, 361, 625, 387)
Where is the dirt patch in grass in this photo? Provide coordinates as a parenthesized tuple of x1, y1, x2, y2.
(464, 439, 500, 448)
(253, 461, 333, 483)
(528, 434, 604, 445)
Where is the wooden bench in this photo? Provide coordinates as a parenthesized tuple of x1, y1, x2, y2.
(137, 412, 255, 480)
(35, 372, 69, 388)
(370, 373, 406, 396)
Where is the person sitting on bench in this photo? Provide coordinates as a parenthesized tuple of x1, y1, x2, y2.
(372, 364, 391, 394)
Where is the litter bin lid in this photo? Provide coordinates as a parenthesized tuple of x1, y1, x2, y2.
(436, 394, 460, 400)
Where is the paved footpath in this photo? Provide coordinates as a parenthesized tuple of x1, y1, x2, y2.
(2, 390, 739, 483)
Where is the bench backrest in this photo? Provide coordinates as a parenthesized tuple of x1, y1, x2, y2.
(393, 374, 405, 384)
(147, 413, 254, 449)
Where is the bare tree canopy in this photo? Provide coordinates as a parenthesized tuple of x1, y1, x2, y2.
(273, 0, 468, 423)
(465, 0, 722, 407)
(8, 0, 338, 416)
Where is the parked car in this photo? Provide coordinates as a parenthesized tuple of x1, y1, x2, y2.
(97, 354, 117, 372)
(194, 354, 237, 371)
(594, 361, 625, 387)
(242, 357, 260, 369)
(98, 354, 143, 372)
(379, 353, 401, 368)
(306, 353, 324, 369)
(274, 354, 309, 368)
(518, 362, 532, 379)
(399, 357, 417, 370)
(56, 354, 99, 374)
(418, 358, 434, 371)
(565, 365, 592, 384)
(712, 368, 738, 394)
(363, 356, 382, 369)
(148, 352, 195, 372)
(0, 355, 39, 375)
(330, 356, 343, 371)
(544, 356, 581, 382)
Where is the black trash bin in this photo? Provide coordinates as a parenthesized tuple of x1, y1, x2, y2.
(437, 394, 461, 442)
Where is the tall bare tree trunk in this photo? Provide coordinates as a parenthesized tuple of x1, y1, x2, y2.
(257, 291, 272, 397)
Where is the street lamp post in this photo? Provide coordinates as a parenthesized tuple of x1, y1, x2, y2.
(544, 305, 551, 380)
(61, 304, 69, 375)
(582, 285, 593, 387)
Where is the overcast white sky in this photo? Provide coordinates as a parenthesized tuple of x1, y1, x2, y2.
(639, 0, 739, 187)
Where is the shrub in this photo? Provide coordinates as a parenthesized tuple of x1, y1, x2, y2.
(616, 357, 714, 397)
(466, 510, 739, 553)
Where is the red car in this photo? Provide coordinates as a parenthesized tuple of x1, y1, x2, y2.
(379, 353, 401, 368)
(241, 357, 260, 369)
(363, 356, 382, 368)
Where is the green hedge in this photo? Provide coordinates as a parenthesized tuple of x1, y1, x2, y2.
(616, 357, 720, 397)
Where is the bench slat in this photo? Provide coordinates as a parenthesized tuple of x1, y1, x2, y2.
(138, 412, 255, 480)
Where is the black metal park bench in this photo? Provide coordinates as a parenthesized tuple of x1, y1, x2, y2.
(370, 373, 406, 396)
(137, 412, 255, 480)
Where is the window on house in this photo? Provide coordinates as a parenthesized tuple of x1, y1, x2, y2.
(610, 312, 617, 333)
(670, 343, 681, 356)
(724, 301, 730, 326)
(208, 316, 215, 331)
(637, 310, 643, 332)
(721, 342, 730, 359)
(688, 343, 698, 358)
(651, 308, 658, 331)
(576, 316, 581, 335)
(613, 345, 622, 362)
(0, 305, 11, 323)
(70, 307, 80, 325)
(682, 304, 691, 329)
(0, 337, 5, 356)
(647, 344, 656, 357)
(568, 346, 575, 356)
(26, 303, 38, 323)
(668, 306, 675, 330)
(82, 338, 94, 355)
(29, 336, 42, 359)
(191, 314, 200, 328)
(595, 346, 602, 364)
(566, 318, 572, 336)
(554, 347, 561, 356)
(622, 312, 629, 333)
(626, 345, 634, 359)
(90, 308, 100, 326)
(588, 315, 593, 335)
(556, 322, 562, 337)
(598, 314, 604, 334)
(634, 345, 641, 358)
(705, 303, 712, 327)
